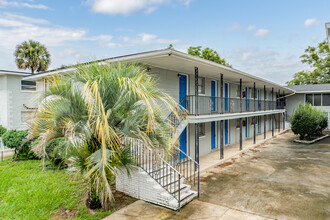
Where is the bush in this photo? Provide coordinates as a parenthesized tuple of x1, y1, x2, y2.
(291, 103, 328, 140)
(45, 138, 66, 168)
(0, 125, 7, 137)
(2, 129, 37, 159)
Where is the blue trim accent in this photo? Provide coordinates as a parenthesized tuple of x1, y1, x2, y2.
(211, 122, 215, 149)
(211, 81, 216, 111)
(179, 75, 187, 158)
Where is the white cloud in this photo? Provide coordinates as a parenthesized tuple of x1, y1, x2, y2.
(247, 25, 255, 32)
(229, 47, 306, 84)
(304, 18, 317, 28)
(254, 29, 269, 38)
(228, 22, 241, 31)
(86, 0, 191, 15)
(0, 0, 49, 10)
(0, 12, 181, 70)
(120, 33, 179, 45)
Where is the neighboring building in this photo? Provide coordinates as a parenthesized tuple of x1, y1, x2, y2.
(23, 49, 293, 209)
(0, 70, 37, 130)
(326, 22, 330, 43)
(286, 84, 330, 129)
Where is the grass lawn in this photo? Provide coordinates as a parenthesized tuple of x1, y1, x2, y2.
(0, 159, 135, 220)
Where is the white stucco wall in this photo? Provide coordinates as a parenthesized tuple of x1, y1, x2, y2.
(0, 75, 37, 130)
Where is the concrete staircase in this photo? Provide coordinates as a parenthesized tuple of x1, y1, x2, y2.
(116, 166, 198, 210)
(116, 138, 199, 210)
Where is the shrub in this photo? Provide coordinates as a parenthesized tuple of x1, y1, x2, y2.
(2, 129, 37, 159)
(0, 125, 7, 137)
(45, 138, 66, 168)
(291, 103, 328, 140)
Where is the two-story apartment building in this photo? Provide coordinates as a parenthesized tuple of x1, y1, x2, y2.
(0, 70, 37, 130)
(24, 49, 292, 162)
(23, 49, 293, 209)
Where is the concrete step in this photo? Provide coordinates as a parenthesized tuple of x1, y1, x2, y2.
(168, 189, 198, 209)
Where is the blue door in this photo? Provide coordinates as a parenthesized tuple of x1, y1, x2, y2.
(179, 75, 187, 108)
(224, 120, 229, 144)
(211, 122, 215, 149)
(179, 75, 187, 158)
(224, 83, 229, 111)
(211, 81, 216, 111)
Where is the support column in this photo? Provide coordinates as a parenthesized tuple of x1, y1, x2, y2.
(264, 85, 266, 139)
(272, 88, 274, 136)
(239, 79, 242, 151)
(278, 113, 281, 133)
(253, 82, 256, 144)
(220, 74, 224, 159)
(194, 67, 199, 165)
(283, 112, 285, 130)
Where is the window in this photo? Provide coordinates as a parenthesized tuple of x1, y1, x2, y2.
(323, 94, 330, 106)
(236, 119, 246, 127)
(306, 94, 313, 105)
(21, 80, 36, 91)
(199, 123, 205, 136)
(198, 77, 205, 94)
(314, 94, 321, 106)
(236, 85, 240, 98)
(236, 119, 240, 128)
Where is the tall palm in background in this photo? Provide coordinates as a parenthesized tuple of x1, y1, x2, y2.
(14, 40, 51, 74)
(29, 63, 181, 208)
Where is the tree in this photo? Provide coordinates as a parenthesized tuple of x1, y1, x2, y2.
(168, 44, 174, 49)
(28, 63, 180, 209)
(187, 46, 231, 67)
(14, 40, 51, 74)
(287, 41, 330, 85)
(290, 103, 328, 140)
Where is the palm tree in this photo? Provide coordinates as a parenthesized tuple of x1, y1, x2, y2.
(28, 63, 181, 209)
(14, 40, 51, 74)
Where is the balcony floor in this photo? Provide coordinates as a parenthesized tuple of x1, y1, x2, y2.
(199, 129, 286, 173)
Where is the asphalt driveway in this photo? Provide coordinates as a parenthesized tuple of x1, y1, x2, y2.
(106, 131, 330, 219)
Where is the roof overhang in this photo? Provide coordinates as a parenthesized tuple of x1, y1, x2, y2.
(293, 90, 330, 94)
(24, 49, 294, 94)
(0, 70, 31, 76)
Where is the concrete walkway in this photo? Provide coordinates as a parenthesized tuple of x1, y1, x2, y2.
(104, 199, 271, 220)
(104, 130, 288, 220)
(199, 129, 283, 173)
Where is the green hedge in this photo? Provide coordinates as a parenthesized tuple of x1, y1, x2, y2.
(291, 103, 328, 140)
(1, 129, 37, 159)
(0, 125, 7, 137)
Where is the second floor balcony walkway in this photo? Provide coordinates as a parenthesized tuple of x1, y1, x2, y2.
(180, 95, 285, 115)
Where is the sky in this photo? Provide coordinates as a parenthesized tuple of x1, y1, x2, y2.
(0, 0, 329, 85)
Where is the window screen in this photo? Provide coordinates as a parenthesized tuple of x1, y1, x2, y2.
(314, 94, 321, 106)
(21, 80, 36, 91)
(306, 94, 313, 105)
(322, 94, 330, 106)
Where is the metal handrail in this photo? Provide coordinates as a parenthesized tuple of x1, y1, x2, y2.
(125, 137, 187, 208)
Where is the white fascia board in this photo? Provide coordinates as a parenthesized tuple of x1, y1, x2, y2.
(23, 49, 171, 81)
(0, 71, 31, 76)
(294, 90, 330, 94)
(187, 110, 285, 123)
